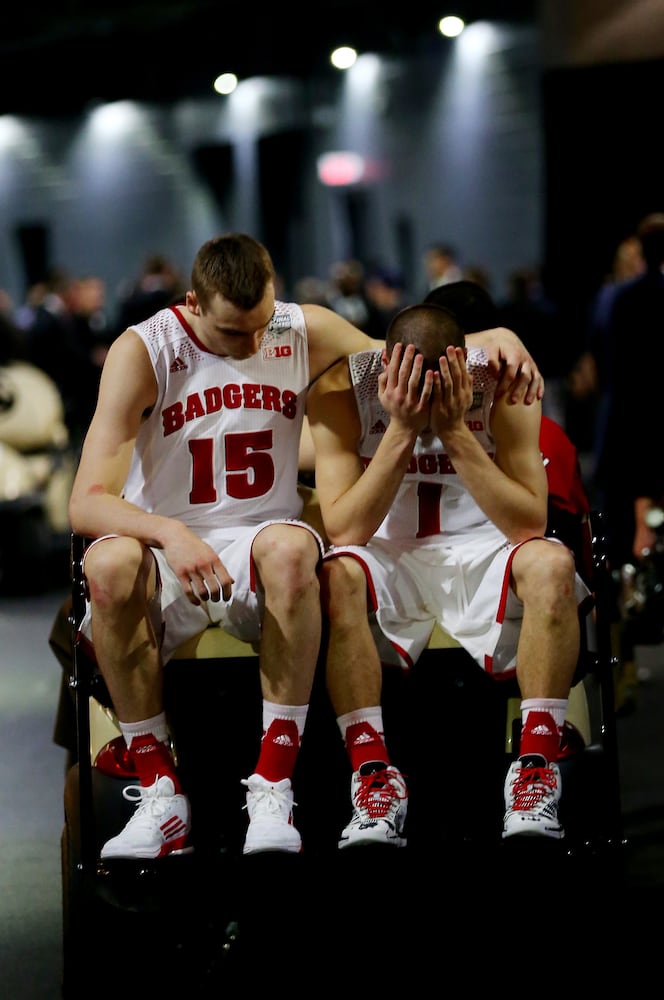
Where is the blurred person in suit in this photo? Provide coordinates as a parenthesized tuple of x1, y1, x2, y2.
(594, 213, 664, 568)
(326, 258, 373, 330)
(24, 269, 111, 450)
(497, 266, 570, 431)
(114, 253, 186, 332)
(567, 232, 645, 492)
(363, 266, 408, 339)
(422, 242, 463, 296)
(591, 214, 664, 712)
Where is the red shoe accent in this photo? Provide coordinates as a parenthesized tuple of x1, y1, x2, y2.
(557, 720, 586, 760)
(158, 815, 190, 856)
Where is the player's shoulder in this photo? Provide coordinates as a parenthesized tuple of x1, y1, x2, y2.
(466, 345, 495, 394)
(349, 347, 381, 386)
(270, 299, 305, 332)
(108, 324, 149, 359)
(125, 304, 177, 332)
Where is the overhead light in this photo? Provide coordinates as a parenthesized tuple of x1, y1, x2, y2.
(213, 73, 238, 95)
(438, 15, 465, 38)
(330, 46, 358, 70)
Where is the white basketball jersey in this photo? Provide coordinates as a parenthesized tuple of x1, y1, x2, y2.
(123, 301, 309, 534)
(349, 346, 496, 538)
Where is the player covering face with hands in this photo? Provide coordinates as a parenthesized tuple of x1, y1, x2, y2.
(308, 303, 592, 848)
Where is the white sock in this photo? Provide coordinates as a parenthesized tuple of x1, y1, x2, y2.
(336, 706, 384, 743)
(262, 700, 308, 742)
(119, 711, 169, 749)
(520, 697, 568, 732)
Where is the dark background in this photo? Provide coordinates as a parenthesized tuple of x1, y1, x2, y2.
(1, 1, 537, 114)
(3, 1, 662, 335)
(543, 57, 664, 330)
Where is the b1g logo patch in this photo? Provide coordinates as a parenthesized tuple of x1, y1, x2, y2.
(263, 344, 292, 359)
(472, 390, 483, 410)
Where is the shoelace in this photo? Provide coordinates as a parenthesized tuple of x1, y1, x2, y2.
(241, 782, 297, 815)
(509, 765, 557, 811)
(121, 780, 169, 818)
(354, 769, 407, 820)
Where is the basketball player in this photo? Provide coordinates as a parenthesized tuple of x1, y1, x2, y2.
(308, 302, 591, 847)
(69, 234, 543, 859)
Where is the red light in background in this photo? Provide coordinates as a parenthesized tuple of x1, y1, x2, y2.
(317, 151, 366, 186)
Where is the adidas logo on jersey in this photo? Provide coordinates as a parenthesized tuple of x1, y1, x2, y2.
(169, 356, 188, 373)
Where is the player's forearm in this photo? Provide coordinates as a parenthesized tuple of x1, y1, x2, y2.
(324, 426, 416, 545)
(68, 490, 177, 550)
(444, 427, 546, 542)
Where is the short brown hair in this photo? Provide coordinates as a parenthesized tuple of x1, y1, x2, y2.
(191, 233, 276, 311)
(386, 303, 464, 368)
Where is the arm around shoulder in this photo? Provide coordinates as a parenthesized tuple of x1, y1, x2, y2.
(466, 326, 544, 404)
(302, 303, 375, 382)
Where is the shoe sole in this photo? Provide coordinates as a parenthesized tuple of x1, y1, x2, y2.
(338, 839, 407, 849)
(339, 831, 407, 849)
(243, 844, 302, 855)
(502, 825, 564, 840)
(100, 844, 195, 860)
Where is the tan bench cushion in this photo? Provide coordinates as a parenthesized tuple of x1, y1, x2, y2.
(171, 619, 460, 660)
(170, 483, 461, 661)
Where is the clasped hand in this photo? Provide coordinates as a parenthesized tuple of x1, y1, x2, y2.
(378, 341, 473, 439)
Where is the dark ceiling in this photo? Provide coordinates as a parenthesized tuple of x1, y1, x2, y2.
(0, 1, 537, 117)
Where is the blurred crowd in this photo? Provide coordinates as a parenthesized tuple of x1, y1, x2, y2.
(2, 254, 187, 451)
(0, 234, 656, 478)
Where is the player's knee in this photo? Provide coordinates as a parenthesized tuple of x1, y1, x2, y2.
(544, 541, 578, 590)
(85, 536, 150, 608)
(254, 525, 320, 594)
(516, 539, 577, 599)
